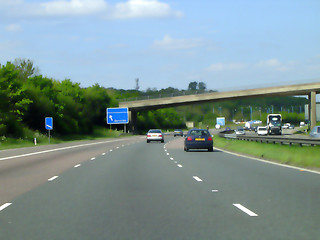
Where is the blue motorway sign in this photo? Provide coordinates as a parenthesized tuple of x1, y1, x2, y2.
(216, 117, 225, 126)
(45, 117, 53, 130)
(107, 108, 129, 124)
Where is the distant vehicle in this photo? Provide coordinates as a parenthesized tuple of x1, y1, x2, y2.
(250, 126, 257, 132)
(288, 124, 295, 129)
(300, 122, 306, 127)
(309, 126, 320, 138)
(282, 123, 290, 129)
(244, 122, 251, 130)
(257, 126, 268, 135)
(235, 127, 245, 135)
(173, 129, 183, 137)
(146, 129, 164, 143)
(245, 120, 261, 130)
(184, 129, 213, 152)
(267, 114, 282, 135)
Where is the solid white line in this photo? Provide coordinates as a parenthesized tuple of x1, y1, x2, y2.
(177, 164, 183, 168)
(193, 176, 203, 182)
(74, 164, 81, 168)
(214, 147, 320, 175)
(0, 139, 126, 162)
(90, 157, 95, 161)
(48, 176, 59, 181)
(0, 203, 12, 212)
(233, 204, 258, 217)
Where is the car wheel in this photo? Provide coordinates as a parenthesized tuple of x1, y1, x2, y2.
(161, 140, 164, 143)
(147, 140, 150, 143)
(185, 147, 189, 152)
(208, 147, 214, 152)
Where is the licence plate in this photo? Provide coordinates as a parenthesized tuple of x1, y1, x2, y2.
(195, 138, 205, 141)
(152, 135, 158, 137)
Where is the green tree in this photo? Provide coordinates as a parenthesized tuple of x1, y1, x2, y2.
(198, 82, 206, 91)
(188, 81, 198, 91)
(0, 62, 32, 136)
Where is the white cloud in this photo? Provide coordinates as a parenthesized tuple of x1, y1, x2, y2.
(5, 24, 22, 32)
(256, 58, 293, 72)
(111, 0, 182, 19)
(153, 35, 203, 50)
(257, 58, 281, 67)
(207, 63, 246, 71)
(36, 0, 108, 16)
(0, 0, 182, 19)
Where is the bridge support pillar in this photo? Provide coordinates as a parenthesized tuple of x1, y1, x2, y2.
(129, 110, 137, 133)
(309, 91, 317, 130)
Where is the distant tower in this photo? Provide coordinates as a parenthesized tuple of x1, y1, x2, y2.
(135, 78, 140, 90)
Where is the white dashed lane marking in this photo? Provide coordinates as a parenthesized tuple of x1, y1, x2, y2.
(0, 203, 12, 212)
(233, 204, 258, 217)
(74, 164, 81, 168)
(90, 157, 95, 161)
(193, 176, 203, 182)
(48, 176, 59, 181)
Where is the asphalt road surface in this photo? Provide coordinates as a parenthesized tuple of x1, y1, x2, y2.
(0, 136, 319, 239)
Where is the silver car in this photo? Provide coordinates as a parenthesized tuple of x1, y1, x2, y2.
(310, 126, 320, 138)
(147, 129, 164, 143)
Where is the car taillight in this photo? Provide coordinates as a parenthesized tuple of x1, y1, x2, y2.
(159, 135, 162, 137)
(208, 136, 213, 141)
(187, 136, 192, 141)
(147, 135, 151, 137)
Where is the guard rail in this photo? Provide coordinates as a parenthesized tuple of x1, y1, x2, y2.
(221, 133, 320, 146)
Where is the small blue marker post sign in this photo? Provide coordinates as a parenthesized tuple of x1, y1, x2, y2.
(216, 117, 225, 126)
(45, 117, 53, 143)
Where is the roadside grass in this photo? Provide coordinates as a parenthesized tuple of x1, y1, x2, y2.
(214, 135, 320, 169)
(0, 127, 126, 150)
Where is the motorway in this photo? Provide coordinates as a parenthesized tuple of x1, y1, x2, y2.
(0, 135, 319, 239)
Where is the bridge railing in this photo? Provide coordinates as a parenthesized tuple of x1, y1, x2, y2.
(117, 90, 218, 102)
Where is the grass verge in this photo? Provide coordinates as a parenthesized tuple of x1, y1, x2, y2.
(0, 128, 127, 150)
(214, 135, 320, 170)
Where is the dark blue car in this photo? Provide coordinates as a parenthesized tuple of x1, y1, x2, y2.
(184, 129, 213, 152)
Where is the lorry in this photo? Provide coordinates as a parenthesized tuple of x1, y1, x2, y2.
(267, 114, 282, 135)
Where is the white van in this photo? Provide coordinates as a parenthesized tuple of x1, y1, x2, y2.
(257, 126, 268, 135)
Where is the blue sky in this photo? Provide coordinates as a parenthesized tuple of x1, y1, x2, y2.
(0, 0, 319, 92)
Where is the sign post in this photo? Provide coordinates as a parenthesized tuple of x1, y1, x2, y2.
(106, 108, 129, 132)
(45, 117, 53, 143)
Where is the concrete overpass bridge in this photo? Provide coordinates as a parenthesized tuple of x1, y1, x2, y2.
(119, 82, 320, 131)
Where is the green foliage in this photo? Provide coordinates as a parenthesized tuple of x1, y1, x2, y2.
(137, 108, 185, 132)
